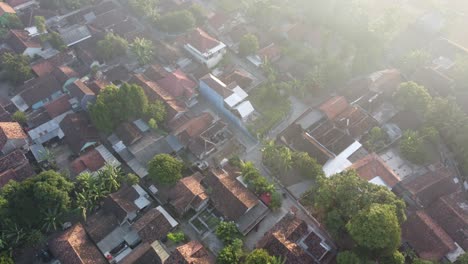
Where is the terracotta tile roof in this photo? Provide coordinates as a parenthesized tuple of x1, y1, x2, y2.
(186, 28, 221, 54)
(0, 122, 27, 148)
(156, 69, 197, 99)
(103, 185, 139, 222)
(48, 223, 107, 264)
(70, 148, 106, 175)
(132, 207, 174, 243)
(0, 153, 35, 188)
(130, 74, 187, 120)
(18, 74, 62, 107)
(86, 79, 110, 94)
(67, 79, 95, 100)
(119, 242, 163, 264)
(44, 94, 72, 118)
(52, 65, 79, 85)
(257, 214, 314, 264)
(258, 43, 282, 63)
(143, 64, 168, 82)
(166, 241, 215, 264)
(115, 122, 143, 146)
(31, 52, 76, 77)
(402, 210, 456, 261)
(174, 112, 214, 145)
(0, 2, 15, 16)
(0, 149, 27, 172)
(334, 105, 378, 139)
(428, 191, 468, 250)
(84, 209, 120, 243)
(199, 74, 233, 98)
(318, 96, 349, 120)
(204, 168, 258, 221)
(169, 172, 208, 216)
(59, 113, 100, 154)
(222, 69, 254, 89)
(7, 29, 41, 54)
(350, 153, 400, 188)
(399, 165, 458, 207)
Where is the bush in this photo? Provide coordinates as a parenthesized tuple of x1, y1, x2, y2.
(147, 154, 183, 186)
(167, 231, 186, 243)
(215, 221, 241, 245)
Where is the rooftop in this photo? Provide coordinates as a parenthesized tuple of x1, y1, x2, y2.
(349, 153, 401, 189)
(166, 240, 216, 264)
(0, 122, 27, 147)
(185, 28, 223, 54)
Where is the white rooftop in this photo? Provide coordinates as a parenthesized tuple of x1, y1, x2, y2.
(224, 86, 248, 108)
(323, 141, 362, 177)
(156, 206, 178, 228)
(369, 176, 391, 190)
(234, 100, 254, 119)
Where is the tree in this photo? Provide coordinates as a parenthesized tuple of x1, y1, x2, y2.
(215, 221, 241, 245)
(157, 10, 195, 33)
(364, 126, 387, 151)
(346, 204, 401, 256)
(381, 251, 405, 264)
(129, 0, 158, 17)
(12, 111, 27, 124)
(0, 53, 32, 84)
(0, 171, 74, 230)
(131, 37, 154, 65)
(217, 238, 244, 264)
(148, 154, 183, 185)
(97, 33, 128, 61)
(456, 253, 468, 264)
(394, 82, 432, 116)
(189, 4, 206, 25)
(398, 49, 431, 75)
(125, 173, 140, 185)
(34, 16, 47, 34)
(47, 31, 66, 51)
(412, 259, 434, 264)
(167, 231, 185, 243)
(337, 251, 363, 264)
(239, 34, 259, 56)
(145, 101, 166, 125)
(0, 253, 13, 264)
(292, 152, 324, 180)
(399, 130, 426, 164)
(244, 249, 276, 264)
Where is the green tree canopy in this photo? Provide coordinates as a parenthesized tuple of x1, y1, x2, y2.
(456, 253, 468, 264)
(147, 154, 183, 186)
(337, 251, 365, 264)
(34, 16, 47, 33)
(0, 52, 32, 84)
(97, 33, 128, 61)
(239, 33, 259, 56)
(217, 238, 244, 264)
(394, 82, 432, 116)
(347, 204, 401, 255)
(244, 249, 278, 264)
(12, 111, 27, 124)
(189, 4, 206, 25)
(131, 37, 154, 65)
(398, 49, 431, 75)
(399, 130, 427, 164)
(158, 10, 195, 33)
(215, 221, 241, 245)
(129, 0, 158, 17)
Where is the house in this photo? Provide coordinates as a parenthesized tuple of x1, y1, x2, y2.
(6, 29, 42, 57)
(168, 172, 209, 216)
(12, 74, 63, 111)
(31, 51, 76, 77)
(166, 241, 216, 264)
(222, 68, 255, 89)
(427, 191, 468, 250)
(48, 223, 107, 264)
(204, 168, 269, 235)
(103, 184, 152, 224)
(119, 241, 169, 264)
(402, 210, 464, 262)
(59, 113, 100, 154)
(199, 74, 255, 127)
(156, 68, 198, 107)
(130, 74, 188, 122)
(257, 213, 334, 264)
(70, 145, 120, 176)
(393, 164, 459, 208)
(172, 112, 214, 145)
(0, 2, 15, 20)
(247, 43, 281, 67)
(184, 28, 226, 68)
(5, 0, 37, 11)
(58, 25, 92, 47)
(349, 153, 401, 190)
(28, 95, 73, 144)
(65, 79, 96, 110)
(188, 120, 231, 160)
(0, 149, 35, 188)
(52, 65, 79, 86)
(0, 122, 27, 154)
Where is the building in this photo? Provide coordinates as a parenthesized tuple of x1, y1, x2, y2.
(188, 120, 230, 160)
(184, 28, 226, 68)
(204, 168, 269, 235)
(11, 74, 63, 111)
(349, 153, 401, 190)
(156, 68, 198, 107)
(59, 113, 100, 154)
(5, 0, 37, 11)
(48, 223, 107, 264)
(65, 79, 96, 110)
(257, 213, 334, 264)
(0, 122, 27, 155)
(199, 74, 255, 130)
(168, 172, 209, 216)
(70, 145, 120, 176)
(6, 29, 42, 57)
(0, 149, 35, 188)
(166, 241, 216, 264)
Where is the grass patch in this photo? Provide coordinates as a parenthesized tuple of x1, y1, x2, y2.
(249, 84, 291, 136)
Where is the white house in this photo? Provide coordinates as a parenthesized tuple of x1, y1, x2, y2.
(184, 28, 226, 68)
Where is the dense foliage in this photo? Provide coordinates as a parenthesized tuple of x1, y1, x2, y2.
(97, 33, 129, 61)
(239, 34, 259, 56)
(147, 154, 183, 186)
(131, 37, 154, 65)
(217, 239, 244, 264)
(215, 221, 241, 245)
(0, 53, 32, 84)
(157, 10, 195, 33)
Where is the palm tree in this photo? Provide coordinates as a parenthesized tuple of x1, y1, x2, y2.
(98, 164, 123, 193)
(270, 256, 286, 264)
(131, 37, 154, 66)
(42, 206, 63, 232)
(276, 146, 293, 174)
(261, 140, 278, 166)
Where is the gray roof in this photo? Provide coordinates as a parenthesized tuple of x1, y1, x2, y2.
(59, 25, 92, 47)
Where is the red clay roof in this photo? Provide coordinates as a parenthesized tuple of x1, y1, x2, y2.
(258, 43, 281, 62)
(350, 153, 400, 188)
(156, 68, 197, 99)
(174, 112, 214, 144)
(169, 172, 208, 215)
(7, 29, 41, 54)
(0, 122, 27, 148)
(132, 207, 174, 243)
(70, 148, 106, 175)
(48, 223, 107, 264)
(318, 96, 349, 120)
(103, 185, 139, 222)
(186, 28, 221, 53)
(205, 168, 258, 221)
(428, 191, 468, 250)
(402, 210, 456, 261)
(0, 159, 35, 188)
(0, 2, 15, 16)
(166, 241, 215, 264)
(44, 94, 72, 118)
